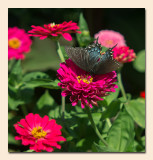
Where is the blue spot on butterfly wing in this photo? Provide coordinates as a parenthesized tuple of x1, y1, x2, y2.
(87, 45, 101, 74)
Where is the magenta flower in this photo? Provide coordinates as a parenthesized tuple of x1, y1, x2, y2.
(94, 30, 126, 48)
(57, 59, 118, 108)
(28, 21, 81, 41)
(8, 27, 32, 60)
(14, 113, 66, 152)
(113, 46, 136, 63)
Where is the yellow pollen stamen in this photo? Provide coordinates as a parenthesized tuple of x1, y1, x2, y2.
(77, 75, 93, 84)
(8, 38, 21, 49)
(106, 40, 113, 45)
(31, 126, 47, 139)
(50, 22, 59, 28)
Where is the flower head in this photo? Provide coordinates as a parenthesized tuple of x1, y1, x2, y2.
(113, 46, 136, 63)
(140, 91, 145, 99)
(8, 27, 32, 60)
(14, 113, 66, 152)
(57, 59, 118, 108)
(28, 21, 81, 41)
(94, 30, 126, 48)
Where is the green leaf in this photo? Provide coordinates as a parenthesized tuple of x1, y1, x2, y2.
(103, 84, 120, 105)
(107, 110, 135, 152)
(34, 90, 57, 116)
(23, 72, 50, 82)
(24, 149, 34, 152)
(37, 90, 55, 109)
(72, 112, 102, 126)
(93, 142, 117, 152)
(76, 13, 92, 47)
(76, 139, 85, 148)
(101, 100, 121, 120)
(17, 87, 34, 104)
(8, 133, 20, 145)
(21, 79, 60, 89)
(101, 46, 109, 52)
(125, 98, 145, 128)
(48, 106, 60, 119)
(8, 94, 24, 110)
(9, 60, 22, 86)
(119, 93, 132, 103)
(133, 49, 145, 72)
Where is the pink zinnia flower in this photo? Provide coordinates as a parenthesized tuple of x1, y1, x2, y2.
(94, 30, 126, 48)
(14, 113, 66, 152)
(28, 21, 81, 41)
(57, 59, 118, 108)
(113, 46, 136, 63)
(8, 27, 32, 60)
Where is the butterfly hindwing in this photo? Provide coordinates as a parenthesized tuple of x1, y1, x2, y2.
(94, 48, 122, 74)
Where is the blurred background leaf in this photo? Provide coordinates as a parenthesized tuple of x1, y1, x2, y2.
(133, 49, 145, 72)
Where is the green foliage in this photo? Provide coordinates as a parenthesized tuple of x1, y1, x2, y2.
(101, 100, 121, 120)
(107, 110, 135, 152)
(103, 84, 120, 106)
(133, 49, 145, 72)
(93, 142, 117, 152)
(125, 98, 145, 128)
(76, 13, 93, 47)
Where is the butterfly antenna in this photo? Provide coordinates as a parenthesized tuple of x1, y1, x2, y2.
(96, 37, 99, 43)
(111, 43, 118, 50)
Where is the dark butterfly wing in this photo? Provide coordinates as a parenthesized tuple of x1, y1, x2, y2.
(65, 46, 91, 72)
(65, 39, 102, 73)
(93, 48, 122, 75)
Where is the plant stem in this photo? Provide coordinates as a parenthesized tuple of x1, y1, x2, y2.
(57, 41, 65, 63)
(117, 71, 127, 101)
(57, 41, 65, 119)
(106, 118, 112, 128)
(61, 96, 65, 119)
(85, 107, 108, 147)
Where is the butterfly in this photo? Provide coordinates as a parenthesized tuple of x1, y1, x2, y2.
(65, 38, 122, 75)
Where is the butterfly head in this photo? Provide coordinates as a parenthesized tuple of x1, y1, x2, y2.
(86, 37, 102, 53)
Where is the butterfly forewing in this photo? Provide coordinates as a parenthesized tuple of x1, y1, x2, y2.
(65, 46, 90, 72)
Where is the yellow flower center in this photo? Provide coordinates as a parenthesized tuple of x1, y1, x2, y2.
(105, 40, 113, 45)
(77, 75, 93, 84)
(31, 126, 47, 139)
(50, 22, 59, 28)
(8, 38, 21, 49)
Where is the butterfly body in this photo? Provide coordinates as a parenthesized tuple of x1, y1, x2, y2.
(65, 39, 122, 75)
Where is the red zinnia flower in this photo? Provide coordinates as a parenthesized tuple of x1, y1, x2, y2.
(57, 59, 118, 108)
(140, 91, 145, 99)
(28, 21, 81, 41)
(8, 27, 32, 60)
(14, 113, 66, 152)
(113, 46, 136, 63)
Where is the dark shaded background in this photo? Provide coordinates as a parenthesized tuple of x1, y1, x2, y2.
(8, 8, 145, 97)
